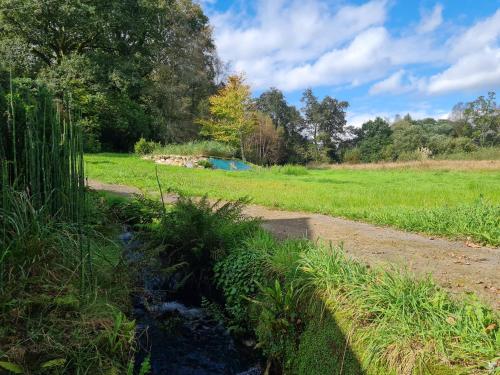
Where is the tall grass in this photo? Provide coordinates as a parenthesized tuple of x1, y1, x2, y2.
(435, 147, 500, 161)
(0, 78, 137, 373)
(0, 78, 86, 291)
(152, 140, 236, 158)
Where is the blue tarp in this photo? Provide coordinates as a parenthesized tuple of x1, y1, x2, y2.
(208, 158, 251, 171)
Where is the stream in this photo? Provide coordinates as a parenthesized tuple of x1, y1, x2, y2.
(120, 231, 261, 375)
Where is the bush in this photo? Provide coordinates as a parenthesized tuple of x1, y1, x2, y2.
(153, 196, 259, 297)
(343, 148, 361, 164)
(397, 147, 432, 161)
(214, 241, 267, 332)
(134, 138, 157, 155)
(196, 159, 213, 169)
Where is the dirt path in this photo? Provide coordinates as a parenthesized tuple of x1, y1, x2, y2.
(89, 179, 500, 310)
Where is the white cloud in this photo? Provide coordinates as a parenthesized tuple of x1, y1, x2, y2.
(212, 0, 390, 90)
(427, 47, 500, 93)
(449, 9, 500, 59)
(367, 8, 500, 96)
(369, 70, 407, 95)
(417, 4, 443, 34)
(208, 0, 500, 105)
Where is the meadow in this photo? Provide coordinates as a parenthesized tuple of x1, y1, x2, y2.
(86, 153, 500, 246)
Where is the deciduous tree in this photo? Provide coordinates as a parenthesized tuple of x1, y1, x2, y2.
(200, 74, 255, 161)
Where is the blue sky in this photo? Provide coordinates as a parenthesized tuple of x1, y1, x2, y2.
(199, 0, 500, 126)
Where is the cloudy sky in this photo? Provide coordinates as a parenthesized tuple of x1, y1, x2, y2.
(199, 0, 500, 126)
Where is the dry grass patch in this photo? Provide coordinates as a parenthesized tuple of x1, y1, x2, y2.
(325, 159, 500, 171)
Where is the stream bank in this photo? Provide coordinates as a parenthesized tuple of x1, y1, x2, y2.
(120, 230, 261, 375)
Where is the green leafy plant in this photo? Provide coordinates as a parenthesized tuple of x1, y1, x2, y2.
(250, 280, 303, 373)
(196, 159, 213, 169)
(134, 138, 157, 155)
(214, 245, 266, 332)
(154, 196, 259, 295)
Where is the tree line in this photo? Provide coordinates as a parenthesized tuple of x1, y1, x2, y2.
(200, 75, 499, 165)
(0, 0, 221, 151)
(1, 0, 498, 164)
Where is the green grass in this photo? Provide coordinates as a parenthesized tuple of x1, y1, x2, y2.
(435, 147, 500, 161)
(86, 153, 500, 246)
(152, 140, 236, 158)
(299, 243, 498, 373)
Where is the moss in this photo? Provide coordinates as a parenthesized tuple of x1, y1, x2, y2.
(293, 312, 365, 375)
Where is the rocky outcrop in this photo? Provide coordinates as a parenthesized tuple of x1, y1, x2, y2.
(146, 155, 209, 168)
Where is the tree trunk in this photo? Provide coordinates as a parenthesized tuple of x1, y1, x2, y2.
(240, 136, 246, 161)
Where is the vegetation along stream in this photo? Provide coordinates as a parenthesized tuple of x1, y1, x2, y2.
(119, 228, 260, 375)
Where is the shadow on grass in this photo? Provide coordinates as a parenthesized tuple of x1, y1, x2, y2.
(264, 217, 366, 374)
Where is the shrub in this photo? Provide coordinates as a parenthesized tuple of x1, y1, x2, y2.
(214, 242, 267, 332)
(343, 148, 361, 164)
(252, 280, 304, 373)
(134, 138, 156, 155)
(153, 196, 259, 296)
(299, 244, 499, 372)
(397, 147, 432, 161)
(196, 159, 213, 169)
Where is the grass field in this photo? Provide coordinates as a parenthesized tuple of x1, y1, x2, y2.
(86, 153, 500, 246)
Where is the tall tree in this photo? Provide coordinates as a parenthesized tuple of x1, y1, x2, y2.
(463, 92, 499, 146)
(256, 88, 306, 163)
(317, 96, 349, 158)
(0, 0, 220, 151)
(301, 89, 322, 152)
(301, 89, 348, 161)
(357, 117, 392, 162)
(200, 74, 255, 161)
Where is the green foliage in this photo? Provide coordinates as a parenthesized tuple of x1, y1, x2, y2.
(153, 140, 236, 158)
(251, 280, 303, 372)
(0, 78, 85, 223)
(300, 244, 499, 372)
(199, 74, 255, 160)
(343, 148, 362, 164)
(256, 88, 307, 164)
(375, 198, 500, 246)
(197, 159, 214, 169)
(301, 88, 349, 161)
(105, 194, 164, 229)
(0, 0, 220, 151)
(463, 92, 500, 146)
(435, 147, 500, 161)
(357, 117, 393, 162)
(138, 356, 152, 375)
(134, 138, 157, 155)
(269, 164, 310, 175)
(213, 240, 267, 331)
(0, 81, 134, 374)
(154, 196, 259, 293)
(294, 314, 364, 375)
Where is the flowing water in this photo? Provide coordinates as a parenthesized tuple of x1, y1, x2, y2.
(120, 231, 261, 375)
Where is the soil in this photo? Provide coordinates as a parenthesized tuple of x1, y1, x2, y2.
(89, 179, 500, 310)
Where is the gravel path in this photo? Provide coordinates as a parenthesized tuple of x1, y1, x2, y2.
(89, 179, 499, 310)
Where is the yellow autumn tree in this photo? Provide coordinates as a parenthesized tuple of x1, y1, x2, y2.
(200, 74, 255, 161)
